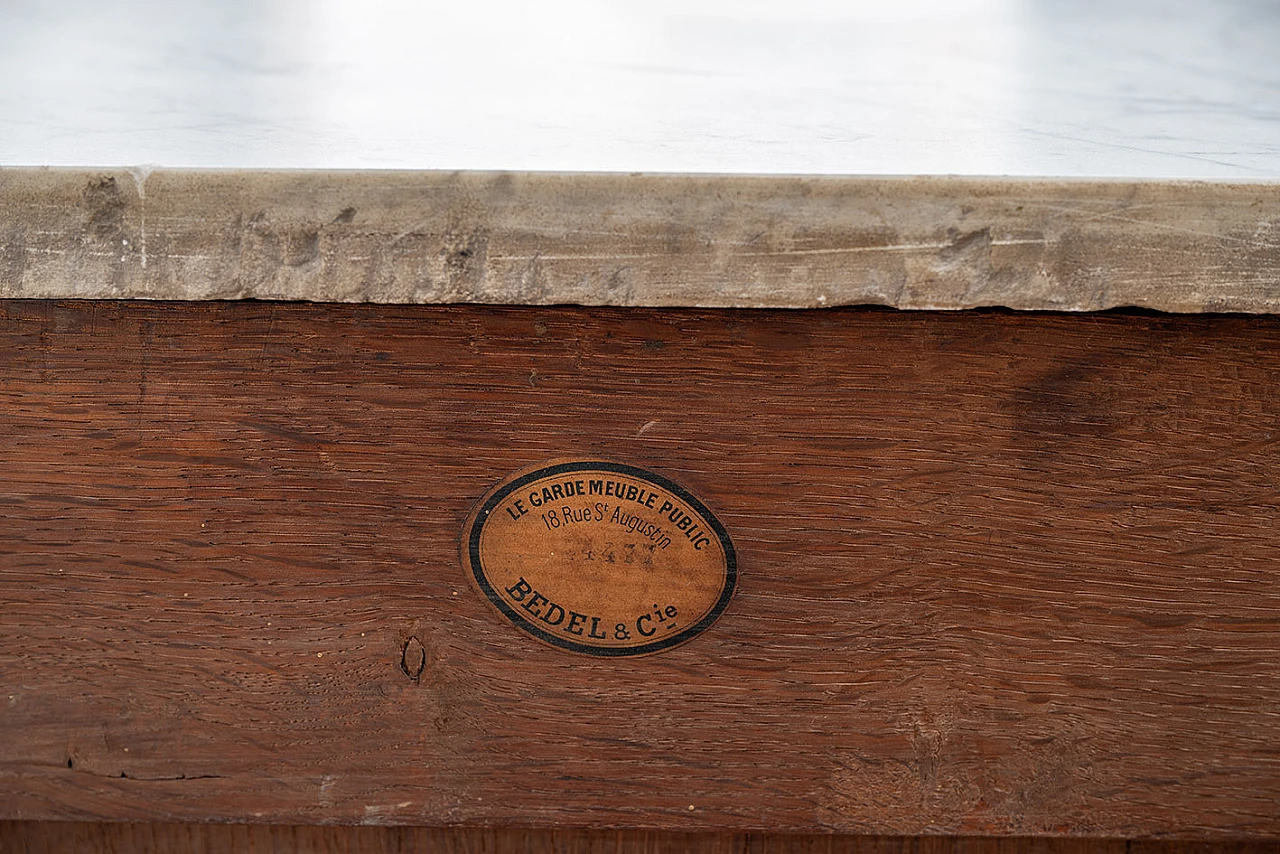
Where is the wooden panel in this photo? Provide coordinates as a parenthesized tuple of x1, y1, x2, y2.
(1, 301, 1279, 837)
(11, 824, 1280, 854)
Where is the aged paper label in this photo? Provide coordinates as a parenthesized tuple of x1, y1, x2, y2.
(463, 461, 736, 656)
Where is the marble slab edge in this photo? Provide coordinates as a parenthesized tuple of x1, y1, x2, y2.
(2, 168, 1278, 313)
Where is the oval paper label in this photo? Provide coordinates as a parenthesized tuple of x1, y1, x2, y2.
(463, 460, 736, 656)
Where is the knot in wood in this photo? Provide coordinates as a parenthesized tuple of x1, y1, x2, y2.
(400, 636, 426, 682)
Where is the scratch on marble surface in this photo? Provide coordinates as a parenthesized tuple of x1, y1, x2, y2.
(1028, 201, 1280, 249)
(126, 165, 154, 269)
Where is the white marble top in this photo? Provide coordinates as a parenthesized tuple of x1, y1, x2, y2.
(3, 0, 1278, 178)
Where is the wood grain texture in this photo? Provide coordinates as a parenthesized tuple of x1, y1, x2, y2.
(3, 170, 1280, 312)
(1, 302, 1279, 837)
(8, 824, 1279, 854)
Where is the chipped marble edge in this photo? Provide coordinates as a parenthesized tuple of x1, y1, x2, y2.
(1, 167, 1278, 313)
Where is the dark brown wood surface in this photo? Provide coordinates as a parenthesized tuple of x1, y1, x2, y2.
(5, 823, 1280, 854)
(2, 301, 1279, 837)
